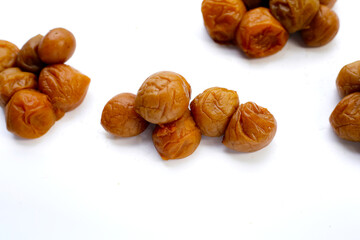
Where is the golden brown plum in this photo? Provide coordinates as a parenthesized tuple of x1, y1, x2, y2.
(190, 87, 239, 137)
(101, 93, 149, 137)
(5, 89, 56, 139)
(135, 71, 191, 124)
(152, 110, 201, 160)
(329, 92, 360, 142)
(301, 5, 339, 47)
(0, 40, 19, 72)
(235, 7, 289, 58)
(16, 34, 45, 73)
(223, 102, 276, 152)
(38, 64, 90, 119)
(38, 28, 76, 64)
(201, 0, 247, 42)
(269, 0, 320, 33)
(0, 67, 37, 107)
(320, 0, 336, 8)
(336, 61, 360, 98)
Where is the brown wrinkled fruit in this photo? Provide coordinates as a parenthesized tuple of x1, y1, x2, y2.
(235, 7, 289, 58)
(16, 34, 46, 73)
(320, 0, 336, 8)
(223, 102, 276, 152)
(301, 5, 339, 47)
(152, 110, 201, 160)
(336, 61, 360, 98)
(190, 87, 239, 137)
(135, 71, 191, 125)
(0, 40, 19, 72)
(329, 92, 360, 142)
(269, 0, 320, 33)
(201, 0, 247, 42)
(0, 67, 37, 107)
(101, 93, 149, 137)
(5, 89, 56, 139)
(38, 28, 76, 64)
(38, 64, 90, 119)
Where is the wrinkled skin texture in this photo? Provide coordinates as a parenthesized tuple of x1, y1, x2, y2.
(320, 0, 336, 8)
(269, 0, 320, 33)
(0, 40, 19, 72)
(223, 102, 277, 152)
(38, 28, 76, 64)
(336, 61, 360, 98)
(152, 110, 201, 160)
(0, 68, 37, 107)
(301, 5, 339, 47)
(236, 7, 289, 58)
(6, 89, 56, 139)
(329, 92, 360, 142)
(190, 87, 239, 137)
(39, 64, 90, 120)
(135, 71, 191, 124)
(16, 34, 46, 73)
(201, 0, 247, 42)
(101, 93, 149, 137)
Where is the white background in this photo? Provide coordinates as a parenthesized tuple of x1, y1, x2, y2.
(1, 1, 359, 239)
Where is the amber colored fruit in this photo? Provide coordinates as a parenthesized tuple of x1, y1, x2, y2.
(201, 0, 247, 42)
(336, 61, 360, 98)
(38, 28, 76, 64)
(152, 110, 201, 160)
(301, 5, 339, 47)
(0, 67, 37, 107)
(101, 93, 149, 137)
(329, 92, 360, 142)
(223, 102, 276, 152)
(190, 87, 239, 137)
(38, 64, 90, 119)
(320, 0, 336, 8)
(5, 89, 56, 139)
(269, 0, 320, 33)
(135, 71, 191, 125)
(0, 40, 19, 72)
(235, 7, 289, 58)
(16, 34, 46, 73)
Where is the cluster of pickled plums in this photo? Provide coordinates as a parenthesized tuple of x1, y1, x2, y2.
(101, 71, 277, 160)
(201, 0, 339, 58)
(0, 28, 90, 139)
(330, 60, 360, 142)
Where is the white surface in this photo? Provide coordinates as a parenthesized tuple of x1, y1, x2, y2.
(1, 1, 359, 239)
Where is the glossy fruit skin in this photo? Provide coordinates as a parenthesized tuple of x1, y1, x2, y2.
(0, 67, 37, 107)
(223, 102, 276, 152)
(0, 40, 19, 72)
(38, 28, 76, 64)
(320, 0, 336, 8)
(5, 89, 56, 139)
(235, 7, 289, 58)
(101, 93, 149, 137)
(190, 87, 239, 137)
(16, 34, 46, 73)
(135, 71, 191, 125)
(301, 5, 339, 47)
(269, 0, 320, 33)
(329, 92, 360, 142)
(38, 64, 90, 120)
(336, 61, 360, 98)
(201, 0, 247, 42)
(152, 110, 201, 160)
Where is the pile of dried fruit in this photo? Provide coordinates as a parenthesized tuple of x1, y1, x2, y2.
(201, 0, 339, 58)
(330, 61, 360, 142)
(101, 71, 277, 160)
(0, 28, 90, 139)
